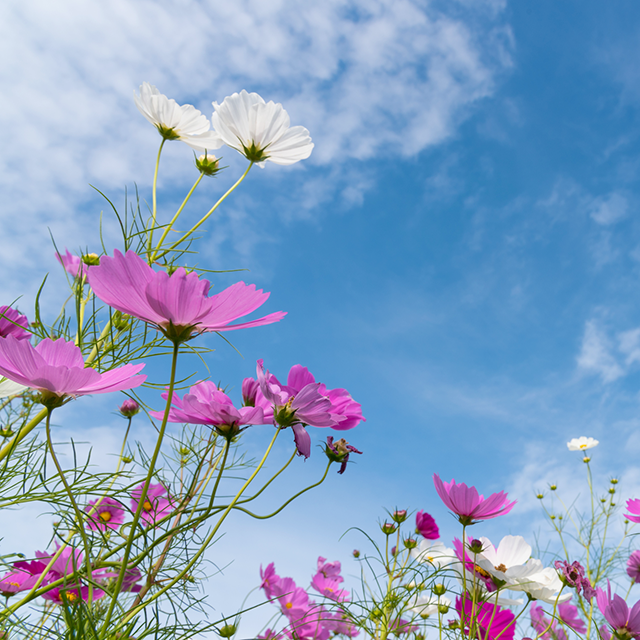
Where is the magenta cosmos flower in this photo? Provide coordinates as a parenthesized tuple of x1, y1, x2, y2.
(0, 336, 145, 407)
(626, 499, 640, 524)
(251, 360, 365, 458)
(0, 305, 30, 341)
(628, 551, 640, 584)
(416, 510, 440, 539)
(130, 482, 173, 525)
(84, 496, 126, 532)
(56, 249, 83, 279)
(0, 568, 41, 597)
(433, 474, 516, 526)
(597, 582, 640, 639)
(87, 250, 285, 343)
(150, 380, 269, 437)
(456, 597, 515, 640)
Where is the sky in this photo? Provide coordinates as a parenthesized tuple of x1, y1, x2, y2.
(3, 0, 640, 635)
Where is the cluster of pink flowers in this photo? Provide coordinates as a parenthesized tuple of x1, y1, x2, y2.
(84, 481, 173, 531)
(530, 599, 586, 640)
(259, 559, 357, 640)
(0, 545, 142, 603)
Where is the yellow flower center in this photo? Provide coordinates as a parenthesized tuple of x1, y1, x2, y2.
(580, 444, 588, 449)
(66, 592, 78, 602)
(285, 602, 293, 609)
(99, 511, 112, 522)
(143, 500, 153, 512)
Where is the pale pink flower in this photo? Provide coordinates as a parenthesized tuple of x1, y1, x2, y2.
(130, 482, 173, 525)
(55, 249, 83, 279)
(85, 496, 126, 532)
(0, 306, 30, 341)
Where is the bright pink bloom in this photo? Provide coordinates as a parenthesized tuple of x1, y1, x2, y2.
(130, 482, 173, 525)
(94, 564, 142, 593)
(87, 250, 285, 342)
(255, 360, 364, 458)
(85, 496, 126, 532)
(415, 510, 439, 539)
(452, 538, 497, 591)
(555, 559, 595, 601)
(316, 557, 343, 580)
(41, 583, 105, 604)
(283, 606, 330, 640)
(56, 249, 83, 279)
(258, 630, 280, 640)
(558, 600, 587, 634)
(0, 569, 41, 597)
(597, 582, 640, 638)
(261, 562, 282, 600)
(150, 381, 268, 437)
(0, 336, 145, 403)
(456, 596, 515, 640)
(628, 551, 640, 584)
(626, 499, 640, 524)
(274, 576, 310, 621)
(530, 603, 562, 640)
(35, 546, 83, 578)
(0, 306, 30, 341)
(310, 572, 349, 602)
(321, 612, 359, 637)
(433, 474, 516, 526)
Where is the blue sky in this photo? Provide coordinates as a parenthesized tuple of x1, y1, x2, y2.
(3, 0, 640, 634)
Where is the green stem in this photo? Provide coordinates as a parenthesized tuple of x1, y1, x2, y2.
(158, 162, 253, 259)
(99, 340, 180, 638)
(147, 139, 166, 258)
(150, 172, 204, 263)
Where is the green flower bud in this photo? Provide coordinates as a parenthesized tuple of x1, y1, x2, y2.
(218, 624, 237, 638)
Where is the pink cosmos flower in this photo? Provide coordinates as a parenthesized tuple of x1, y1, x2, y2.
(261, 562, 282, 600)
(596, 582, 640, 639)
(310, 573, 350, 602)
(84, 496, 126, 532)
(255, 360, 364, 458)
(558, 600, 587, 634)
(35, 546, 83, 578)
(325, 436, 362, 474)
(55, 249, 83, 279)
(628, 551, 640, 583)
(626, 499, 640, 524)
(284, 606, 330, 640)
(456, 597, 515, 640)
(433, 474, 516, 526)
(415, 510, 440, 539)
(555, 559, 596, 601)
(130, 482, 173, 525)
(389, 618, 418, 636)
(321, 612, 359, 637)
(274, 576, 310, 621)
(0, 569, 41, 597)
(150, 381, 269, 437)
(316, 557, 343, 580)
(530, 603, 561, 640)
(41, 583, 105, 604)
(0, 336, 145, 406)
(94, 564, 142, 593)
(87, 250, 285, 343)
(0, 306, 30, 341)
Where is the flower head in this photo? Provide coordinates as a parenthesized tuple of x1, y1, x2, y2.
(130, 482, 173, 525)
(85, 496, 125, 532)
(211, 90, 313, 165)
(325, 436, 362, 474)
(0, 336, 145, 407)
(626, 499, 640, 524)
(456, 597, 515, 640)
(261, 562, 282, 600)
(134, 82, 222, 150)
(433, 474, 516, 526)
(119, 399, 140, 418)
(558, 599, 587, 634)
(0, 306, 30, 341)
(56, 249, 83, 279)
(416, 510, 440, 539)
(310, 573, 349, 602)
(567, 437, 599, 451)
(150, 380, 269, 437)
(628, 552, 640, 584)
(597, 582, 640, 639)
(88, 250, 285, 344)
(0, 569, 40, 597)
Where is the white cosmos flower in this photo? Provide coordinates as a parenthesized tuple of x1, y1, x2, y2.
(475, 535, 533, 582)
(134, 82, 222, 151)
(567, 437, 599, 451)
(408, 594, 451, 617)
(506, 565, 571, 604)
(411, 540, 456, 569)
(211, 90, 313, 166)
(0, 377, 28, 398)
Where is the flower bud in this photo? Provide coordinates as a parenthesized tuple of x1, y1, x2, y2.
(608, 487, 616, 495)
(219, 624, 237, 638)
(381, 522, 397, 536)
(352, 549, 360, 558)
(536, 493, 544, 499)
(438, 604, 450, 615)
(550, 514, 556, 520)
(550, 484, 557, 491)
(468, 539, 483, 554)
(391, 546, 398, 556)
(432, 583, 446, 596)
(0, 427, 14, 439)
(196, 153, 221, 176)
(112, 311, 131, 332)
(82, 253, 101, 266)
(403, 538, 417, 550)
(583, 456, 591, 463)
(122, 455, 134, 464)
(392, 509, 408, 523)
(119, 399, 140, 418)
(611, 478, 619, 485)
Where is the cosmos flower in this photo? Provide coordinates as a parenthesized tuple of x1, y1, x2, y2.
(55, 249, 83, 279)
(0, 336, 145, 407)
(84, 496, 126, 532)
(0, 569, 41, 597)
(130, 482, 173, 526)
(628, 551, 640, 584)
(0, 306, 30, 341)
(211, 90, 313, 165)
(597, 582, 640, 639)
(310, 573, 349, 602)
(0, 377, 28, 399)
(626, 499, 640, 524)
(150, 381, 269, 437)
(119, 399, 140, 418)
(415, 510, 439, 539)
(433, 474, 516, 526)
(88, 250, 285, 344)
(567, 437, 599, 451)
(325, 436, 362, 474)
(456, 597, 515, 640)
(134, 82, 222, 151)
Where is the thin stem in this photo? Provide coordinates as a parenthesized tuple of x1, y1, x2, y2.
(150, 172, 204, 263)
(147, 138, 166, 258)
(158, 162, 253, 259)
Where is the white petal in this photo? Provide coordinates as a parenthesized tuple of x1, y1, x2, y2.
(0, 377, 28, 398)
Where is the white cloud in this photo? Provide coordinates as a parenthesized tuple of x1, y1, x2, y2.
(577, 320, 624, 383)
(590, 191, 629, 226)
